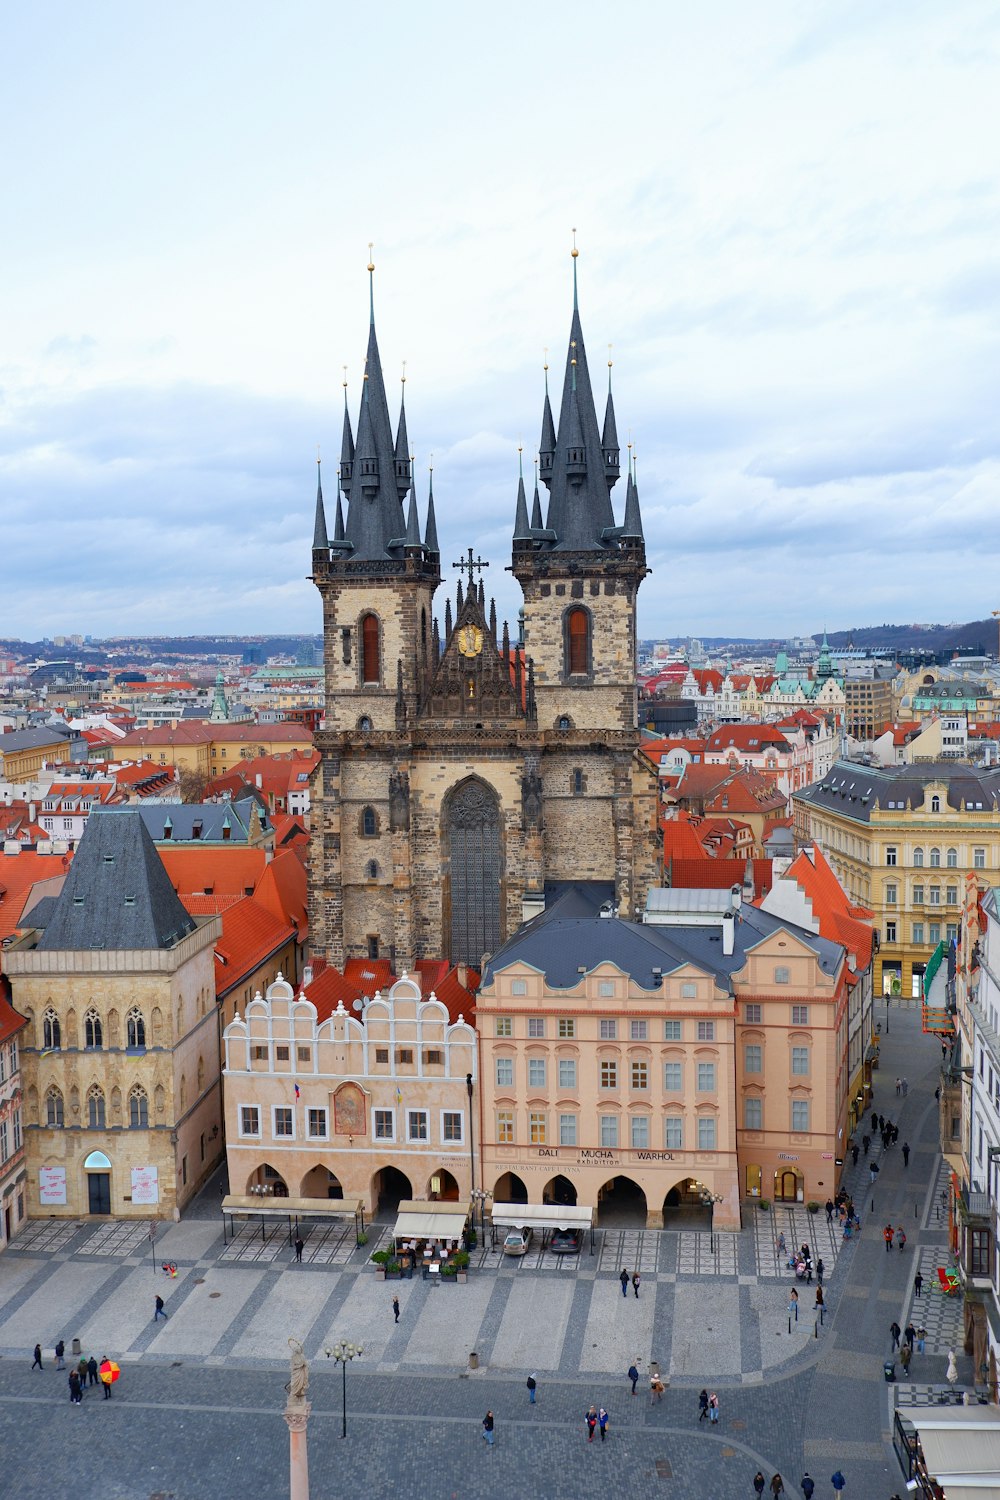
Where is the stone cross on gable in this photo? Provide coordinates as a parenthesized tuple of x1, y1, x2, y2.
(452, 547, 489, 590)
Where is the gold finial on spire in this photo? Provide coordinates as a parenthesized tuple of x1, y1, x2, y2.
(363, 356, 369, 383)
(570, 338, 577, 367)
(608, 343, 613, 368)
(401, 359, 406, 385)
(543, 345, 548, 372)
(317, 443, 321, 464)
(367, 241, 375, 273)
(571, 227, 579, 260)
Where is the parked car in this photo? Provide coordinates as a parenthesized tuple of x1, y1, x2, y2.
(548, 1229, 581, 1254)
(503, 1227, 533, 1256)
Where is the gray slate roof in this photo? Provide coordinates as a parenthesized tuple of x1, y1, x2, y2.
(481, 883, 843, 993)
(795, 759, 1000, 824)
(36, 809, 197, 951)
(101, 797, 266, 843)
(0, 726, 75, 755)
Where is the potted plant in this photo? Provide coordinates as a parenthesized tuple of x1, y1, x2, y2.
(806, 1201, 820, 1214)
(453, 1249, 470, 1283)
(370, 1247, 392, 1280)
(758, 1198, 771, 1212)
(356, 1231, 368, 1247)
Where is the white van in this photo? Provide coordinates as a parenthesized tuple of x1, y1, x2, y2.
(502, 1227, 533, 1256)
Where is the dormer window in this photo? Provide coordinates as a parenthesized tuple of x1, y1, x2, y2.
(931, 795, 941, 812)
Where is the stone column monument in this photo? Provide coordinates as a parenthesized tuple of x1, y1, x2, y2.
(284, 1336, 311, 1500)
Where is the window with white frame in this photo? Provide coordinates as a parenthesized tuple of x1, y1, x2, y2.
(744, 1003, 761, 1023)
(598, 981, 615, 997)
(886, 920, 897, 944)
(495, 1017, 512, 1037)
(630, 1059, 648, 1090)
(630, 1019, 648, 1041)
(930, 847, 941, 866)
(600, 1115, 619, 1148)
(558, 1058, 577, 1089)
(791, 1005, 809, 1025)
(974, 847, 986, 869)
(697, 1061, 716, 1092)
(744, 1096, 762, 1130)
(599, 1019, 617, 1040)
(929, 886, 941, 906)
(374, 1109, 394, 1140)
(791, 1046, 810, 1075)
(559, 1113, 577, 1146)
(745, 1044, 762, 1073)
(12, 1109, 21, 1151)
(929, 922, 941, 944)
(273, 1106, 294, 1138)
(496, 1057, 514, 1088)
(529, 1111, 546, 1144)
(527, 1017, 545, 1038)
(600, 1059, 618, 1089)
(511, 979, 527, 996)
(913, 884, 925, 905)
(497, 1109, 514, 1144)
(631, 1116, 650, 1148)
(558, 1018, 576, 1038)
(664, 1061, 683, 1091)
(407, 1110, 428, 1142)
(664, 1116, 683, 1149)
(885, 884, 897, 906)
(913, 847, 924, 867)
(791, 1099, 810, 1132)
(528, 1057, 546, 1089)
(680, 982, 697, 998)
(307, 1108, 328, 1139)
(0, 1120, 7, 1163)
(442, 1111, 463, 1143)
(946, 848, 957, 868)
(886, 846, 897, 866)
(946, 885, 958, 905)
(912, 921, 925, 944)
(697, 1116, 717, 1150)
(697, 1020, 715, 1041)
(663, 1020, 682, 1041)
(774, 966, 790, 985)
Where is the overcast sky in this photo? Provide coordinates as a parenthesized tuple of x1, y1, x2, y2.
(2, 2, 999, 643)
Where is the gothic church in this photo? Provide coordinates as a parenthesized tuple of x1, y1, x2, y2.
(308, 251, 659, 971)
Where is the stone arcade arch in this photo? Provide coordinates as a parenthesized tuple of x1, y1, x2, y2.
(246, 1163, 289, 1197)
(370, 1166, 412, 1216)
(492, 1171, 528, 1204)
(662, 1177, 712, 1231)
(542, 1174, 577, 1206)
(427, 1168, 460, 1201)
(596, 1175, 647, 1227)
(300, 1165, 344, 1200)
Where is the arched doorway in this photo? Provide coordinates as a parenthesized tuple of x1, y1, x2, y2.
(597, 1175, 647, 1227)
(428, 1169, 460, 1201)
(662, 1177, 712, 1230)
(246, 1164, 289, 1198)
(542, 1174, 577, 1206)
(83, 1150, 112, 1215)
(300, 1165, 344, 1200)
(774, 1168, 803, 1203)
(493, 1171, 528, 1204)
(444, 778, 502, 964)
(371, 1166, 412, 1216)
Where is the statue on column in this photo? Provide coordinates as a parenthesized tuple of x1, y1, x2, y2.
(288, 1336, 310, 1406)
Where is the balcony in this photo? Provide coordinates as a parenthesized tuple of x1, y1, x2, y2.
(959, 1183, 992, 1226)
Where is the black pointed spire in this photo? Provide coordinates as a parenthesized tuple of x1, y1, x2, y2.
(394, 366, 411, 499)
(445, 597, 453, 639)
(312, 458, 328, 552)
(424, 466, 439, 556)
(538, 358, 556, 488)
(339, 372, 355, 494)
(489, 597, 497, 644)
(433, 616, 441, 661)
(602, 354, 620, 488)
(621, 458, 644, 542)
(332, 472, 347, 545)
(456, 578, 464, 613)
(530, 461, 543, 531)
(404, 461, 422, 552)
(513, 450, 531, 543)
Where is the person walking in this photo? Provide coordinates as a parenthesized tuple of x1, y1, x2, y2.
(902, 1142, 910, 1168)
(770, 1475, 785, 1496)
(800, 1474, 815, 1498)
(87, 1355, 99, 1388)
(482, 1410, 494, 1447)
(825, 1199, 834, 1224)
(55, 1340, 65, 1370)
(904, 1323, 915, 1349)
(917, 1326, 926, 1354)
(708, 1391, 719, 1423)
(631, 1271, 640, 1299)
(585, 1405, 598, 1441)
(895, 1077, 901, 1095)
(862, 1133, 871, 1155)
(68, 1369, 82, 1405)
(628, 1362, 639, 1395)
(870, 1161, 879, 1186)
(698, 1388, 709, 1420)
(598, 1406, 609, 1442)
(815, 1286, 824, 1311)
(900, 1342, 912, 1373)
(392, 1295, 400, 1324)
(31, 1344, 43, 1371)
(527, 1373, 537, 1404)
(851, 1142, 859, 1166)
(619, 1268, 629, 1298)
(294, 1236, 304, 1263)
(789, 1289, 799, 1322)
(101, 1357, 113, 1400)
(831, 1470, 846, 1493)
(884, 1223, 894, 1253)
(816, 1257, 825, 1286)
(76, 1355, 88, 1389)
(902, 1077, 909, 1096)
(890, 1321, 901, 1350)
(753, 1471, 766, 1495)
(650, 1372, 665, 1402)
(896, 1228, 906, 1252)
(914, 1270, 923, 1298)
(154, 1295, 167, 1322)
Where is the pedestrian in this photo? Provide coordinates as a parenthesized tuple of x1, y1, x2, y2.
(805, 1256, 813, 1284)
(870, 1161, 879, 1185)
(154, 1294, 167, 1321)
(698, 1388, 709, 1420)
(815, 1286, 824, 1309)
(294, 1236, 304, 1263)
(650, 1373, 665, 1402)
(816, 1257, 825, 1285)
(392, 1295, 400, 1324)
(900, 1343, 911, 1373)
(598, 1406, 609, 1442)
(77, 1355, 88, 1387)
(914, 1271, 923, 1298)
(902, 1078, 908, 1096)
(789, 1289, 799, 1322)
(825, 1199, 834, 1223)
(619, 1268, 629, 1298)
(586, 1405, 597, 1441)
(831, 1470, 846, 1493)
(871, 1109, 878, 1132)
(878, 1114, 884, 1133)
(895, 1077, 901, 1095)
(632, 1271, 640, 1298)
(917, 1327, 926, 1354)
(896, 1228, 906, 1251)
(31, 1344, 42, 1371)
(628, 1362, 639, 1395)
(68, 1369, 82, 1405)
(708, 1391, 719, 1423)
(890, 1321, 901, 1350)
(527, 1373, 536, 1404)
(884, 1223, 894, 1253)
(87, 1355, 99, 1388)
(55, 1339, 65, 1370)
(776, 1231, 787, 1258)
(904, 1323, 915, 1348)
(851, 1142, 859, 1166)
(902, 1142, 910, 1167)
(862, 1133, 870, 1155)
(482, 1409, 494, 1446)
(770, 1474, 785, 1496)
(800, 1474, 815, 1498)
(101, 1357, 113, 1400)
(753, 1471, 765, 1496)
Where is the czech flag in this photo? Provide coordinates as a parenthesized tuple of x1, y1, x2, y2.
(294, 1083, 300, 1100)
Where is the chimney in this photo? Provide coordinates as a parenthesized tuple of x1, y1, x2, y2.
(722, 908, 735, 956)
(456, 962, 468, 989)
(256, 773, 263, 788)
(730, 882, 742, 912)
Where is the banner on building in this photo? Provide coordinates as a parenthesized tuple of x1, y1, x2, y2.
(131, 1166, 159, 1205)
(39, 1166, 67, 1205)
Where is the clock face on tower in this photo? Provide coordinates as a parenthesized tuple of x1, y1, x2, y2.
(457, 624, 484, 658)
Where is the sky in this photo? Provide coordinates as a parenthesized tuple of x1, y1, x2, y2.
(2, 1, 999, 643)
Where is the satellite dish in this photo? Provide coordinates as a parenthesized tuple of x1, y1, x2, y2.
(351, 999, 363, 1013)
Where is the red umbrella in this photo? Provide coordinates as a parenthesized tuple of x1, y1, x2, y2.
(99, 1359, 120, 1386)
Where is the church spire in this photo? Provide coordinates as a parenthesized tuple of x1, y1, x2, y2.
(513, 447, 532, 543)
(312, 456, 328, 552)
(538, 352, 556, 488)
(424, 463, 439, 556)
(602, 349, 620, 488)
(530, 457, 543, 531)
(621, 454, 644, 542)
(404, 458, 422, 551)
(332, 470, 347, 546)
(393, 364, 411, 500)
(339, 369, 355, 494)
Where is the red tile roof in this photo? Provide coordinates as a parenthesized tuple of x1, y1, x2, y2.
(662, 814, 710, 862)
(670, 857, 773, 897)
(254, 847, 309, 945)
(0, 991, 26, 1045)
(214, 895, 295, 996)
(158, 846, 268, 898)
(779, 843, 874, 974)
(0, 851, 73, 951)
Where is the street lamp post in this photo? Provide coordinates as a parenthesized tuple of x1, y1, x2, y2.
(700, 1188, 725, 1254)
(470, 1188, 492, 1241)
(326, 1340, 363, 1439)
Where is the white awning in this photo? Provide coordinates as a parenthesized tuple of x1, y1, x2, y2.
(897, 1405, 1000, 1492)
(222, 1194, 363, 1220)
(391, 1201, 471, 1241)
(489, 1202, 594, 1232)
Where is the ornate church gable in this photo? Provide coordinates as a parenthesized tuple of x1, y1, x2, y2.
(418, 559, 536, 725)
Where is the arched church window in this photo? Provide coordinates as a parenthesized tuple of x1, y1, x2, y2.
(129, 1087, 149, 1129)
(362, 805, 378, 838)
(366, 859, 379, 880)
(557, 716, 571, 732)
(126, 1009, 146, 1050)
(360, 614, 381, 685)
(566, 608, 590, 676)
(87, 1087, 106, 1129)
(357, 716, 372, 732)
(46, 1087, 65, 1128)
(43, 1009, 61, 1050)
(84, 1009, 103, 1050)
